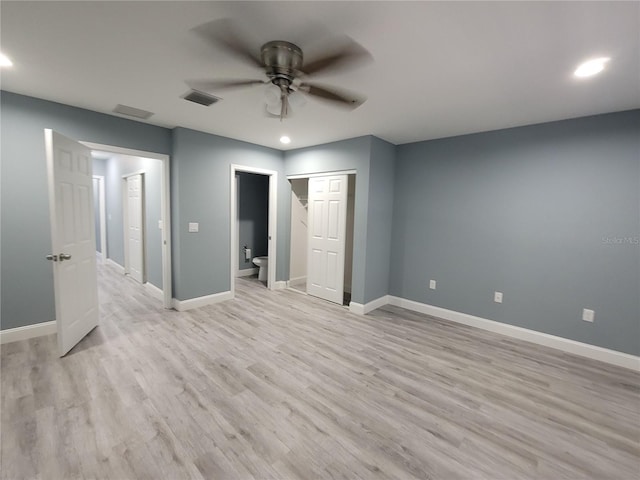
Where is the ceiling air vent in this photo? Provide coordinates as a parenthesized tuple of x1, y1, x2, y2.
(113, 104, 154, 120)
(183, 90, 220, 107)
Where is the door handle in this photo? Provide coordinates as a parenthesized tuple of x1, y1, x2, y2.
(59, 253, 72, 261)
(46, 254, 58, 262)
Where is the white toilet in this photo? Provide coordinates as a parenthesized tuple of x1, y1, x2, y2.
(252, 256, 268, 282)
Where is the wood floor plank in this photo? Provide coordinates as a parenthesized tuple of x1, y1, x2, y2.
(1, 262, 639, 479)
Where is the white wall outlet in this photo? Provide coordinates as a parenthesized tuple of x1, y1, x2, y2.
(188, 222, 199, 233)
(158, 220, 163, 229)
(429, 280, 436, 290)
(494, 291, 503, 303)
(582, 308, 595, 322)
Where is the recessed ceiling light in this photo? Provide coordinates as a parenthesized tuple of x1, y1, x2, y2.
(574, 57, 610, 78)
(0, 52, 13, 68)
(280, 136, 291, 144)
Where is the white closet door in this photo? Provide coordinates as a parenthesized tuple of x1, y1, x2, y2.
(125, 174, 144, 283)
(307, 174, 348, 304)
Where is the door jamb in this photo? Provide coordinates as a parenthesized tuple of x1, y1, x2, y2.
(82, 142, 172, 309)
(230, 164, 278, 296)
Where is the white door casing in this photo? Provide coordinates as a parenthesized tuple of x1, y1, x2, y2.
(307, 174, 348, 304)
(229, 164, 278, 294)
(45, 129, 99, 356)
(124, 173, 144, 283)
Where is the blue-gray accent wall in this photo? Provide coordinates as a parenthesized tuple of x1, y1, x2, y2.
(390, 110, 640, 355)
(283, 135, 397, 305)
(237, 172, 269, 271)
(365, 137, 396, 303)
(170, 127, 286, 301)
(2, 90, 637, 357)
(284, 136, 372, 304)
(0, 91, 171, 330)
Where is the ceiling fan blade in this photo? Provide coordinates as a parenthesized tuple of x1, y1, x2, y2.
(302, 36, 372, 76)
(187, 79, 265, 92)
(300, 83, 366, 109)
(192, 19, 263, 68)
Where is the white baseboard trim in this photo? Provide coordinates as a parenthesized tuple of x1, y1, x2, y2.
(236, 268, 258, 278)
(350, 295, 390, 315)
(288, 276, 306, 287)
(106, 258, 125, 275)
(1, 321, 57, 344)
(273, 281, 287, 290)
(387, 296, 640, 372)
(172, 290, 233, 311)
(144, 282, 164, 300)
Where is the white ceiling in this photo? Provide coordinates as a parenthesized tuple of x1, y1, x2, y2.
(1, 1, 638, 150)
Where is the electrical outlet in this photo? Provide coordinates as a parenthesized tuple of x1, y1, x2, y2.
(188, 222, 199, 233)
(494, 291, 503, 303)
(158, 220, 163, 229)
(429, 280, 436, 290)
(582, 308, 595, 322)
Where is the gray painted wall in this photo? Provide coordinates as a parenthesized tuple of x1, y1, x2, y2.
(365, 137, 396, 303)
(3, 90, 637, 357)
(237, 172, 269, 271)
(170, 127, 286, 301)
(390, 110, 640, 355)
(0, 91, 171, 330)
(283, 135, 397, 305)
(101, 154, 163, 289)
(284, 136, 371, 304)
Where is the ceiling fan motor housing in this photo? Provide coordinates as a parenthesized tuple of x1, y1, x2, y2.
(261, 41, 303, 88)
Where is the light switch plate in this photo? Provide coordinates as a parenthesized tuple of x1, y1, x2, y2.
(188, 222, 199, 233)
(158, 220, 163, 229)
(582, 308, 595, 322)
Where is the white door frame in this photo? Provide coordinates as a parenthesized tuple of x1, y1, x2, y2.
(230, 164, 277, 294)
(93, 175, 107, 264)
(122, 171, 146, 283)
(81, 142, 172, 309)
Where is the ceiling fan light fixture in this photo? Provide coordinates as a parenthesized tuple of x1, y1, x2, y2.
(266, 101, 283, 116)
(288, 91, 306, 109)
(265, 84, 281, 106)
(280, 136, 291, 144)
(574, 57, 610, 78)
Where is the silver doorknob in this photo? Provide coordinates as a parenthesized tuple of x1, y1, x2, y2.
(59, 253, 72, 261)
(46, 254, 58, 262)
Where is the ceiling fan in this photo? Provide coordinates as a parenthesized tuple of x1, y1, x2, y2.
(188, 19, 372, 120)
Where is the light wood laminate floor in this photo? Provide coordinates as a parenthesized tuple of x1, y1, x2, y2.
(2, 263, 639, 479)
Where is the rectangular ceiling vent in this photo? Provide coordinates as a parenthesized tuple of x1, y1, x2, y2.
(113, 104, 154, 120)
(183, 90, 220, 107)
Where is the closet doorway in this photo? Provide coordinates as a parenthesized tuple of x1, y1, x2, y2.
(288, 172, 355, 305)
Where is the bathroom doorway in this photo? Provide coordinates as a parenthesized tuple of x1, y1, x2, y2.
(288, 173, 355, 306)
(229, 165, 277, 295)
(235, 172, 269, 279)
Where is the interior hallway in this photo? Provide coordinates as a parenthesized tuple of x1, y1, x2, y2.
(1, 262, 639, 479)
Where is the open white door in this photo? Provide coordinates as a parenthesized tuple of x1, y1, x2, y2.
(124, 173, 144, 283)
(307, 174, 348, 304)
(45, 130, 99, 356)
